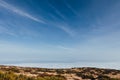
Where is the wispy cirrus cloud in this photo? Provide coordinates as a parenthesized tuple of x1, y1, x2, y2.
(48, 2, 66, 20)
(58, 25, 75, 37)
(48, 20, 76, 37)
(0, 25, 17, 37)
(0, 22, 40, 38)
(0, 0, 75, 37)
(0, 0, 45, 24)
(63, 0, 80, 17)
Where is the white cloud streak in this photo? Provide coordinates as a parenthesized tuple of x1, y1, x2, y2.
(48, 21, 76, 37)
(0, 0, 45, 24)
(59, 25, 75, 37)
(49, 3, 77, 37)
(0, 23, 39, 37)
(48, 2, 66, 20)
(0, 25, 17, 37)
(0, 0, 75, 37)
(64, 0, 80, 17)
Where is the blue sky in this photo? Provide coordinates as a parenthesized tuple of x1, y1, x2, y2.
(0, 0, 120, 64)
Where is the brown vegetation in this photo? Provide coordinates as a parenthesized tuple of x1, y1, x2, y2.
(0, 65, 120, 80)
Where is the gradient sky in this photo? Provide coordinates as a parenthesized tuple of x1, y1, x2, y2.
(0, 0, 120, 64)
